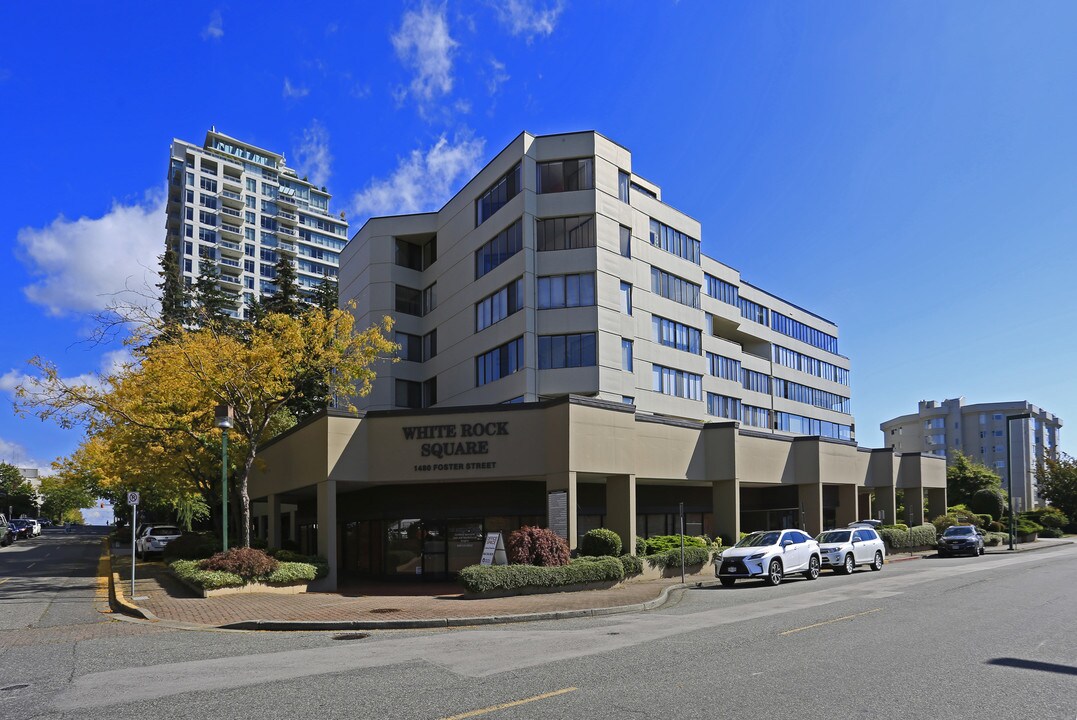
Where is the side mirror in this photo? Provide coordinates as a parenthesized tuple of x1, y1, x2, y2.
(782, 540, 794, 549)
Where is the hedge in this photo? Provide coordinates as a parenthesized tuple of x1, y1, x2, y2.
(1039, 527, 1064, 538)
(170, 558, 321, 590)
(163, 532, 220, 561)
(458, 557, 624, 594)
(642, 535, 709, 555)
(879, 523, 937, 549)
(982, 532, 1009, 546)
(579, 528, 622, 557)
(645, 546, 710, 570)
(265, 562, 319, 584)
(619, 553, 643, 575)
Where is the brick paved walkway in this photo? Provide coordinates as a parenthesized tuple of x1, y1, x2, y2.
(110, 551, 692, 627)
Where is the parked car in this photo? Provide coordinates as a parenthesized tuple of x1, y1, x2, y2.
(937, 525, 985, 557)
(9, 519, 31, 541)
(0, 515, 12, 547)
(816, 527, 886, 574)
(21, 518, 41, 537)
(848, 519, 883, 529)
(37, 518, 52, 528)
(135, 525, 183, 559)
(716, 529, 821, 586)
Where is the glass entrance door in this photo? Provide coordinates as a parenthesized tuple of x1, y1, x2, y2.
(447, 520, 484, 573)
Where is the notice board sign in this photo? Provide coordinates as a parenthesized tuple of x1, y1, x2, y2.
(480, 532, 507, 566)
(548, 490, 568, 541)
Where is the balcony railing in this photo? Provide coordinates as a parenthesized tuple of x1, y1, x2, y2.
(218, 240, 242, 252)
(220, 189, 242, 201)
(219, 257, 241, 268)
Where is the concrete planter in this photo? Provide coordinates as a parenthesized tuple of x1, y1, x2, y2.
(624, 554, 716, 583)
(464, 579, 621, 599)
(172, 574, 311, 599)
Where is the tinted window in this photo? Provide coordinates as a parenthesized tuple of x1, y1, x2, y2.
(818, 531, 851, 543)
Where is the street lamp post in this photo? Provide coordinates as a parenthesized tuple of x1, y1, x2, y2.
(1005, 413, 1032, 552)
(215, 404, 234, 553)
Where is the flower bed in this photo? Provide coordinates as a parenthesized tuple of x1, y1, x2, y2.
(170, 558, 321, 598)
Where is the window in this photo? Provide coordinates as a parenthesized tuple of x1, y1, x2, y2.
(742, 405, 771, 429)
(475, 219, 523, 278)
(738, 297, 768, 325)
(476, 163, 521, 225)
(476, 337, 524, 386)
(994, 460, 1006, 469)
(423, 377, 437, 407)
(536, 158, 593, 193)
(423, 329, 437, 361)
(199, 210, 217, 226)
(395, 285, 422, 316)
(707, 393, 741, 420)
(652, 365, 702, 400)
(773, 378, 850, 414)
(245, 195, 256, 208)
(620, 282, 633, 315)
(704, 274, 739, 305)
(619, 225, 631, 257)
(396, 332, 422, 362)
(244, 244, 255, 257)
(200, 177, 217, 192)
(772, 345, 850, 386)
(993, 413, 1004, 421)
(707, 352, 741, 381)
(536, 215, 596, 251)
(980, 413, 987, 425)
(186, 172, 194, 186)
(538, 333, 597, 369)
(184, 224, 193, 239)
(992, 430, 1004, 437)
(183, 259, 192, 273)
(185, 189, 195, 204)
(245, 211, 256, 224)
(648, 218, 701, 264)
(260, 263, 276, 278)
(537, 273, 595, 309)
(260, 248, 278, 263)
(422, 283, 437, 316)
(246, 178, 257, 192)
(395, 379, 422, 409)
(776, 412, 852, 441)
(652, 316, 701, 354)
(198, 228, 216, 243)
(623, 396, 635, 405)
(741, 369, 771, 394)
(650, 267, 701, 309)
(476, 278, 524, 331)
(771, 312, 838, 354)
(925, 418, 946, 429)
(395, 236, 437, 271)
(199, 193, 217, 209)
(184, 241, 193, 255)
(618, 171, 630, 203)
(622, 339, 633, 371)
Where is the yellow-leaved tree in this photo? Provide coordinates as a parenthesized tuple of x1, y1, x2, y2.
(17, 304, 396, 548)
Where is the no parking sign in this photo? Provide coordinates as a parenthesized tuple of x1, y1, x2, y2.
(127, 491, 140, 506)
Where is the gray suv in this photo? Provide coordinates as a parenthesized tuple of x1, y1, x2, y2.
(937, 525, 985, 557)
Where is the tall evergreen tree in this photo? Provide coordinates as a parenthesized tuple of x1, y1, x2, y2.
(157, 248, 190, 329)
(192, 260, 236, 329)
(263, 255, 302, 317)
(312, 273, 339, 316)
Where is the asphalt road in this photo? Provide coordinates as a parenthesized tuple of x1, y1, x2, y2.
(2, 532, 1075, 720)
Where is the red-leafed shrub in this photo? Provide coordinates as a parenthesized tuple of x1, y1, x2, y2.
(506, 526, 570, 567)
(199, 547, 279, 578)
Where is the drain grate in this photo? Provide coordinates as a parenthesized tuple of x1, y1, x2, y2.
(369, 608, 402, 614)
(332, 633, 370, 641)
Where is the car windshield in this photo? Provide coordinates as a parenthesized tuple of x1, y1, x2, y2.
(817, 531, 851, 543)
(150, 528, 181, 536)
(734, 531, 781, 548)
(944, 526, 974, 536)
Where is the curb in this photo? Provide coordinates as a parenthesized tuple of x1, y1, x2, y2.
(218, 578, 723, 632)
(105, 542, 159, 622)
(983, 539, 1073, 555)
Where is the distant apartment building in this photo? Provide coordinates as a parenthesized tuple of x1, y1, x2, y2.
(342, 130, 855, 438)
(164, 129, 348, 319)
(881, 398, 1062, 509)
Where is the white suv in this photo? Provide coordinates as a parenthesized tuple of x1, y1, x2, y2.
(816, 527, 886, 574)
(716, 529, 821, 586)
(136, 525, 183, 559)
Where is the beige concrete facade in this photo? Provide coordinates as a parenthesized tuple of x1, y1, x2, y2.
(341, 130, 853, 442)
(249, 397, 944, 590)
(881, 397, 1062, 509)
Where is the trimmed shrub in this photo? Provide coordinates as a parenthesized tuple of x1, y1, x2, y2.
(879, 527, 909, 549)
(163, 532, 219, 561)
(1039, 527, 1064, 538)
(987, 520, 1005, 532)
(267, 550, 329, 578)
(982, 531, 1008, 546)
(170, 559, 244, 590)
(619, 553, 643, 575)
(880, 524, 936, 549)
(506, 526, 570, 567)
(634, 536, 647, 556)
(881, 523, 909, 532)
(908, 523, 937, 547)
(199, 547, 279, 579)
(458, 557, 624, 594)
(1013, 518, 1043, 537)
(969, 488, 1007, 522)
(645, 546, 711, 570)
(266, 562, 319, 584)
(1024, 507, 1069, 529)
(643, 535, 709, 555)
(580, 528, 622, 557)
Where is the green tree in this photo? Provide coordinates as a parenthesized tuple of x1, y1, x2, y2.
(38, 473, 96, 522)
(311, 274, 338, 315)
(0, 462, 36, 517)
(969, 487, 1007, 521)
(1037, 454, 1077, 524)
(947, 452, 1002, 506)
(157, 247, 190, 329)
(192, 261, 236, 328)
(262, 256, 302, 317)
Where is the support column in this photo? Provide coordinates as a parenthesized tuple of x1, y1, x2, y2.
(858, 492, 872, 521)
(905, 487, 925, 526)
(836, 484, 858, 528)
(546, 471, 578, 550)
(927, 488, 948, 522)
(712, 479, 740, 547)
(874, 487, 897, 526)
(315, 480, 338, 591)
(605, 474, 636, 555)
(266, 494, 282, 550)
(288, 511, 297, 543)
(799, 483, 823, 536)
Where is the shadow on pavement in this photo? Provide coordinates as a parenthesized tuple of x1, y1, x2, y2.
(986, 657, 1077, 677)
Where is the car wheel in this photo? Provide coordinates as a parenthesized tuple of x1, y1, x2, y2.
(979, 546, 985, 556)
(870, 551, 883, 571)
(720, 577, 736, 587)
(842, 553, 855, 575)
(765, 559, 783, 586)
(804, 555, 820, 580)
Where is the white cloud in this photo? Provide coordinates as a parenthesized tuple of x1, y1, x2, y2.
(292, 120, 332, 188)
(351, 132, 485, 219)
(493, 0, 564, 40)
(391, 3, 458, 103)
(0, 437, 44, 469)
(16, 192, 165, 317)
(282, 77, 309, 99)
(487, 58, 510, 95)
(201, 10, 224, 40)
(0, 349, 131, 403)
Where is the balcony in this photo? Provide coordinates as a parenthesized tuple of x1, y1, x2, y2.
(277, 209, 297, 225)
(218, 256, 241, 269)
(219, 189, 244, 209)
(222, 174, 243, 193)
(219, 274, 242, 287)
(220, 223, 244, 241)
(220, 206, 243, 223)
(278, 242, 297, 255)
(217, 239, 243, 257)
(275, 225, 296, 237)
(277, 192, 297, 208)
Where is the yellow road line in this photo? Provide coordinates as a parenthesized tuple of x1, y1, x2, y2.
(439, 687, 578, 720)
(95, 538, 111, 611)
(781, 608, 882, 636)
(0, 578, 9, 586)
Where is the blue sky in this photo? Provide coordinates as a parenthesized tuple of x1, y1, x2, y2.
(1, 1, 1075, 476)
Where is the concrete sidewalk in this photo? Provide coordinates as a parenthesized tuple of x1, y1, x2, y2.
(104, 540, 1070, 631)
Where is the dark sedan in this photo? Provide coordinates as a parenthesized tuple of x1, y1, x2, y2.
(937, 525, 985, 557)
(8, 519, 31, 541)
